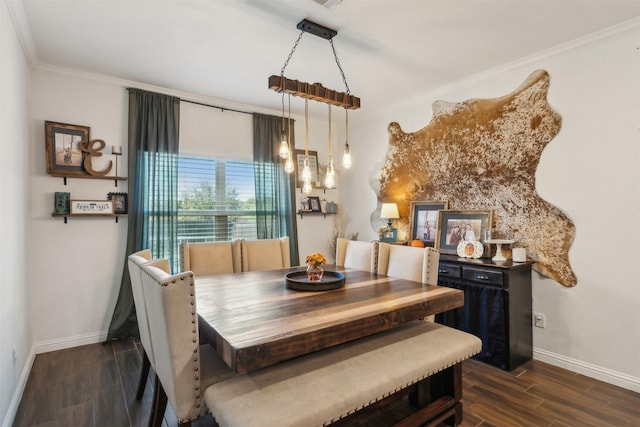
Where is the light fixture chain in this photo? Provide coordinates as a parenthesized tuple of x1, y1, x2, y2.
(329, 38, 351, 95)
(280, 30, 305, 76)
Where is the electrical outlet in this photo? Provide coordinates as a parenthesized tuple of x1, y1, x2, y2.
(534, 313, 546, 328)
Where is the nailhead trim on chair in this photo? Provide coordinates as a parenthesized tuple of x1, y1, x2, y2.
(159, 272, 208, 423)
(425, 247, 439, 285)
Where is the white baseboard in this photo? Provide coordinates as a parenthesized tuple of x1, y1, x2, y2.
(533, 347, 640, 393)
(2, 347, 35, 427)
(34, 330, 108, 354)
(3, 331, 109, 427)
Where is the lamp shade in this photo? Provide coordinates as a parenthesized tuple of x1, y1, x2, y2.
(380, 203, 399, 220)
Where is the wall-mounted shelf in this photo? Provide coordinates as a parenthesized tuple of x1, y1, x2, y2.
(50, 172, 127, 186)
(297, 211, 336, 219)
(297, 186, 337, 194)
(52, 213, 127, 224)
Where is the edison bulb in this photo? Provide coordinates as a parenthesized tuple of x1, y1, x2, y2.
(342, 144, 352, 169)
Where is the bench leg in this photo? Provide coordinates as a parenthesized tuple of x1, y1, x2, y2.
(396, 363, 463, 427)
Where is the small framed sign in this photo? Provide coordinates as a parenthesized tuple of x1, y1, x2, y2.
(70, 200, 114, 215)
(108, 192, 128, 214)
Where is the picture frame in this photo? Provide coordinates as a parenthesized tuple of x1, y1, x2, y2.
(108, 192, 128, 214)
(308, 196, 322, 212)
(409, 200, 449, 246)
(436, 210, 494, 255)
(294, 149, 319, 188)
(70, 200, 114, 215)
(54, 192, 71, 215)
(380, 228, 398, 242)
(45, 121, 90, 176)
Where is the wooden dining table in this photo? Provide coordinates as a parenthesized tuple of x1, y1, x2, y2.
(195, 265, 464, 373)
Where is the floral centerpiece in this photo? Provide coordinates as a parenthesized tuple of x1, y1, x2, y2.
(305, 252, 327, 282)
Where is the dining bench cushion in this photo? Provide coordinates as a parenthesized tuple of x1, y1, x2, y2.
(204, 321, 481, 427)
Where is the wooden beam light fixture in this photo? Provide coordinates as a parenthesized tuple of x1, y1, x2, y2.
(269, 19, 360, 110)
(271, 19, 359, 180)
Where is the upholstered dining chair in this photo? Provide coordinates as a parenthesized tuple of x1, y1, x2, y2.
(140, 262, 234, 427)
(240, 236, 291, 271)
(335, 238, 379, 272)
(127, 250, 155, 402)
(128, 253, 172, 420)
(377, 243, 440, 285)
(180, 240, 242, 276)
(377, 243, 440, 321)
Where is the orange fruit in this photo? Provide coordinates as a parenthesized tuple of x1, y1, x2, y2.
(410, 239, 425, 248)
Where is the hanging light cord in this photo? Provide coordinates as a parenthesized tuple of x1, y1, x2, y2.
(288, 95, 292, 143)
(328, 105, 332, 155)
(345, 107, 349, 141)
(305, 98, 309, 156)
(281, 81, 286, 129)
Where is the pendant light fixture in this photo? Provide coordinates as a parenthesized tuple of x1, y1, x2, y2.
(270, 19, 360, 183)
(301, 99, 313, 194)
(278, 84, 289, 159)
(324, 104, 336, 188)
(284, 95, 295, 173)
(342, 108, 352, 169)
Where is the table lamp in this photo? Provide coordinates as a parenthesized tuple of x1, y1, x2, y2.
(380, 203, 399, 242)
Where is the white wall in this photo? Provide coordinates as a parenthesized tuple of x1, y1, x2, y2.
(0, 2, 32, 425)
(27, 69, 341, 354)
(340, 21, 640, 391)
(29, 70, 129, 349)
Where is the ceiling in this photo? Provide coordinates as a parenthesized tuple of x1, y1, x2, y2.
(10, 0, 640, 117)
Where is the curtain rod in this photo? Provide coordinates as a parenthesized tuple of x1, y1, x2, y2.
(126, 87, 253, 115)
(181, 98, 253, 115)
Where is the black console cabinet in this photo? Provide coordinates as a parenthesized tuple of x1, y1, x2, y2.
(435, 254, 533, 371)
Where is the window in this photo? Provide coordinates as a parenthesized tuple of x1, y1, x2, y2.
(177, 155, 258, 243)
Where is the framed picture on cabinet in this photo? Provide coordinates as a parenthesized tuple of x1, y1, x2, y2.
(45, 121, 90, 177)
(408, 201, 449, 247)
(436, 210, 493, 255)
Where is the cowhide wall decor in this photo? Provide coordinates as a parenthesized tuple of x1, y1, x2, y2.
(377, 69, 576, 287)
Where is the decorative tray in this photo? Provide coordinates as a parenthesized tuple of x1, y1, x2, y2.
(285, 270, 345, 291)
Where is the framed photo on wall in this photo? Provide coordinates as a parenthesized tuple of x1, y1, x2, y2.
(436, 210, 493, 255)
(409, 201, 449, 246)
(108, 192, 128, 214)
(45, 121, 90, 177)
(294, 149, 319, 188)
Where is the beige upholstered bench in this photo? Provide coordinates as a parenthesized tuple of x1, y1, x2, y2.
(204, 321, 481, 427)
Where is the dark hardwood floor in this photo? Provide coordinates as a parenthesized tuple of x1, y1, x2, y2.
(13, 338, 640, 426)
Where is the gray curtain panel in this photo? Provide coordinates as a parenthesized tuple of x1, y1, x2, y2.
(252, 113, 299, 265)
(107, 88, 180, 340)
